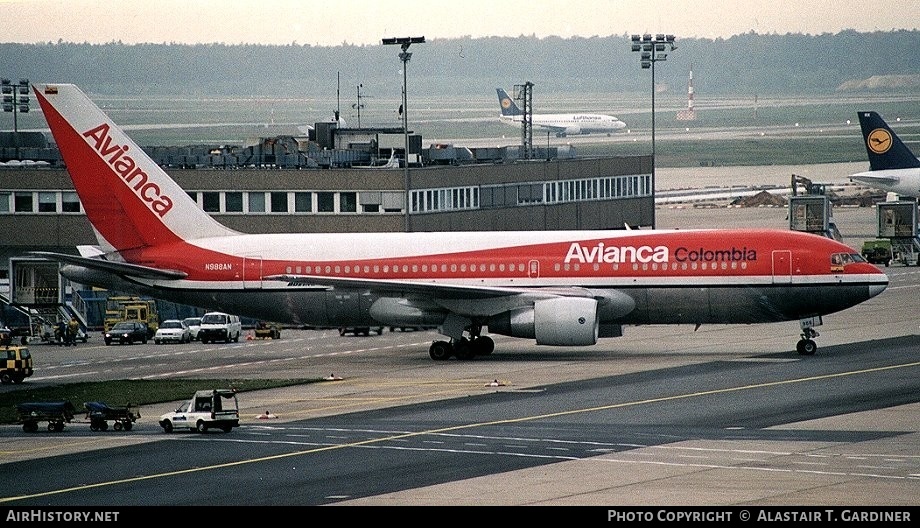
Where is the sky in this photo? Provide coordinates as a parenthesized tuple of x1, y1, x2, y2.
(0, 0, 917, 46)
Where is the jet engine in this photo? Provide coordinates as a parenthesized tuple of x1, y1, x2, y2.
(488, 297, 599, 346)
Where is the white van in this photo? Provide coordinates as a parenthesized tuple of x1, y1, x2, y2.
(198, 312, 241, 344)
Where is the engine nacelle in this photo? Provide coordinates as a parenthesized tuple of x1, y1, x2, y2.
(368, 297, 446, 327)
(488, 297, 599, 346)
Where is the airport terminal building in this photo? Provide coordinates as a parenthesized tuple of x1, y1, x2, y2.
(0, 144, 654, 264)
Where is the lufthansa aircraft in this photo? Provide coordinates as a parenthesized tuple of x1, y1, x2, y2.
(31, 84, 887, 360)
(496, 88, 627, 137)
(849, 111, 920, 197)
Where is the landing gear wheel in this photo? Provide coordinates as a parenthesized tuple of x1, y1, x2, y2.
(429, 340, 452, 360)
(796, 339, 817, 356)
(453, 338, 474, 360)
(473, 336, 494, 356)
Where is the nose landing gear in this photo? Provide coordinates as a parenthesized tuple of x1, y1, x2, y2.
(795, 317, 822, 356)
(796, 326, 819, 356)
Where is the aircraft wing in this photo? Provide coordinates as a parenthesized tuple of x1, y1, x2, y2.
(30, 251, 188, 280)
(268, 273, 590, 298)
(534, 123, 567, 133)
(265, 274, 636, 317)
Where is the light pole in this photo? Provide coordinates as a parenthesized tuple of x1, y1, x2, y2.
(2, 78, 30, 160)
(353, 83, 365, 128)
(631, 34, 676, 228)
(382, 36, 425, 232)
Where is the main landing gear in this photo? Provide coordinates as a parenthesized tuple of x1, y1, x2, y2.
(796, 326, 818, 356)
(429, 324, 495, 361)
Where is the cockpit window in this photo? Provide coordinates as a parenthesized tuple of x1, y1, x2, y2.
(831, 253, 865, 266)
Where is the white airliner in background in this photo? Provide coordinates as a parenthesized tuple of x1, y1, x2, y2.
(496, 88, 627, 137)
(30, 83, 886, 360)
(849, 111, 920, 197)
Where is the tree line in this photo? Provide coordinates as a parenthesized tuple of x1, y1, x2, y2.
(0, 30, 917, 98)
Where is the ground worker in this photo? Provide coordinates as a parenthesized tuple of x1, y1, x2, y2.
(66, 317, 80, 346)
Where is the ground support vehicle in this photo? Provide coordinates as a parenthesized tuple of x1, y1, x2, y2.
(861, 239, 893, 266)
(159, 389, 240, 433)
(339, 326, 384, 336)
(16, 401, 75, 432)
(1, 344, 33, 384)
(84, 401, 140, 431)
(103, 296, 159, 337)
(253, 322, 281, 339)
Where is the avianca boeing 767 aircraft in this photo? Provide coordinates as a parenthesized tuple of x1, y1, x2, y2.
(31, 84, 887, 360)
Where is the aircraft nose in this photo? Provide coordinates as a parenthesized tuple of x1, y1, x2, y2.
(868, 271, 889, 298)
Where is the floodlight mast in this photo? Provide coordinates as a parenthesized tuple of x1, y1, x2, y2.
(382, 36, 425, 232)
(2, 78, 30, 159)
(630, 34, 676, 229)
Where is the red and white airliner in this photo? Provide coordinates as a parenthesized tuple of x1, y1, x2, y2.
(31, 83, 887, 360)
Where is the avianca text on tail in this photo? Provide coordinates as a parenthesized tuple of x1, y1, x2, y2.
(31, 83, 887, 361)
(82, 123, 174, 216)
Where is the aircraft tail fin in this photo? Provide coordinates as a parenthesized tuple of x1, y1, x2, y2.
(857, 111, 920, 172)
(496, 88, 522, 117)
(32, 83, 238, 253)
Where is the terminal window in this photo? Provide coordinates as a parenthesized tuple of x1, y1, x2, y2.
(225, 192, 243, 212)
(62, 192, 80, 213)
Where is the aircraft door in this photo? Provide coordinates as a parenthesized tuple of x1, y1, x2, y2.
(243, 257, 262, 289)
(771, 250, 792, 283)
(528, 259, 540, 278)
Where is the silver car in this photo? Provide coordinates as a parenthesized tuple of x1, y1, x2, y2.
(182, 317, 202, 341)
(154, 319, 192, 344)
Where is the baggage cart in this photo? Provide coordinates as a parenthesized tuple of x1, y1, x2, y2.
(16, 401, 75, 433)
(84, 401, 140, 431)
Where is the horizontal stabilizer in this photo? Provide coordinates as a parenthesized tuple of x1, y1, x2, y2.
(850, 172, 899, 186)
(30, 251, 188, 280)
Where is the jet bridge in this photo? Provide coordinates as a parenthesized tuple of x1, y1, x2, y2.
(788, 195, 842, 241)
(876, 200, 920, 266)
(3, 257, 88, 342)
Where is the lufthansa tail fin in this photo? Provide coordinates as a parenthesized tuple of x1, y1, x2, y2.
(857, 111, 920, 172)
(32, 83, 238, 254)
(496, 88, 522, 117)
